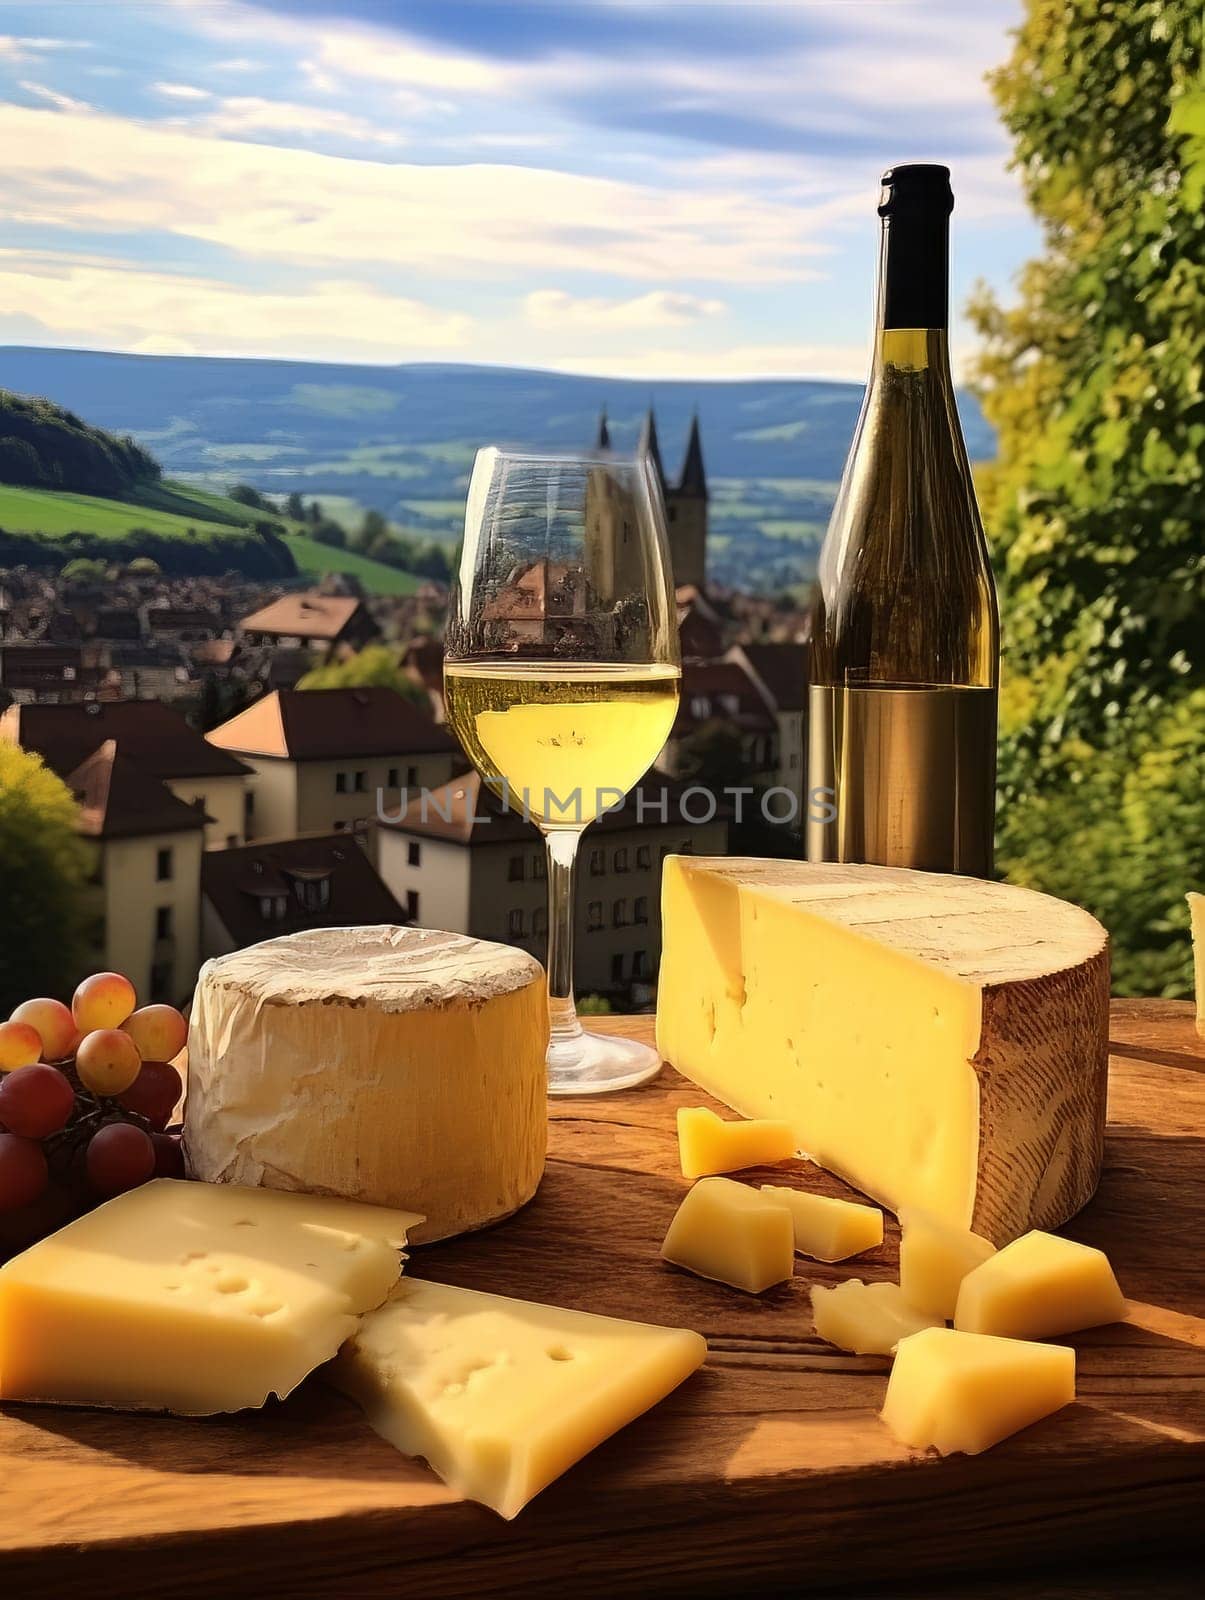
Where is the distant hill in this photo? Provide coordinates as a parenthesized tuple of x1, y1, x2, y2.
(0, 348, 994, 590)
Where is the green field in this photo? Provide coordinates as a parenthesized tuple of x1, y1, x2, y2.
(282, 532, 420, 594)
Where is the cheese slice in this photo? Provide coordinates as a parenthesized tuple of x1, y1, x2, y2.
(898, 1208, 996, 1320)
(661, 1177, 795, 1293)
(656, 858, 1110, 1243)
(954, 1230, 1126, 1338)
(329, 1278, 706, 1519)
(676, 1105, 796, 1179)
(760, 1186, 883, 1262)
(0, 1179, 421, 1414)
(186, 925, 548, 1243)
(1189, 893, 1205, 1039)
(882, 1326, 1076, 1455)
(811, 1280, 941, 1356)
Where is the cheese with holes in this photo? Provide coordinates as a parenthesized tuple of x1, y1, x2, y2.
(760, 1186, 883, 1262)
(676, 1105, 795, 1179)
(1189, 893, 1205, 1038)
(661, 1176, 794, 1293)
(811, 1280, 941, 1355)
(954, 1230, 1125, 1338)
(329, 1278, 706, 1519)
(899, 1208, 996, 1319)
(186, 925, 548, 1243)
(657, 858, 1110, 1244)
(882, 1326, 1076, 1455)
(0, 1179, 420, 1414)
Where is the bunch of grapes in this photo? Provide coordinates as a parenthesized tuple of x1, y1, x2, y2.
(0, 973, 187, 1238)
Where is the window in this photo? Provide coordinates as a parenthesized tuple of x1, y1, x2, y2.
(508, 855, 524, 883)
(226, 834, 238, 848)
(589, 848, 605, 876)
(613, 847, 629, 873)
(335, 772, 348, 794)
(245, 789, 255, 818)
(533, 906, 547, 936)
(612, 898, 628, 928)
(387, 767, 400, 789)
(156, 847, 172, 882)
(407, 841, 421, 867)
(508, 908, 524, 937)
(259, 894, 288, 920)
(668, 504, 677, 522)
(406, 765, 418, 787)
(405, 889, 419, 921)
(632, 950, 649, 980)
(610, 953, 625, 983)
(721, 694, 740, 716)
(150, 961, 173, 1004)
(789, 752, 799, 770)
(155, 905, 173, 940)
(354, 770, 368, 793)
(636, 845, 651, 869)
(690, 695, 710, 718)
(586, 900, 603, 931)
(634, 895, 649, 925)
(533, 854, 546, 880)
(292, 875, 331, 913)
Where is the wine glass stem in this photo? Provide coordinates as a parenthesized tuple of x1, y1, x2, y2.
(544, 828, 584, 1050)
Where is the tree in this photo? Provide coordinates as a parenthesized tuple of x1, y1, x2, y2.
(60, 557, 108, 583)
(0, 746, 91, 1015)
(298, 645, 428, 706)
(285, 492, 306, 522)
(356, 509, 392, 559)
(968, 0, 1205, 996)
(126, 556, 161, 576)
(228, 483, 269, 510)
(311, 517, 347, 549)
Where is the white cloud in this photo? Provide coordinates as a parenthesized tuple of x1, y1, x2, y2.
(543, 341, 873, 383)
(17, 80, 92, 113)
(213, 57, 262, 73)
(0, 251, 472, 361)
(154, 82, 213, 102)
(203, 96, 405, 147)
(309, 32, 505, 95)
(0, 103, 828, 284)
(526, 289, 725, 331)
(0, 35, 86, 63)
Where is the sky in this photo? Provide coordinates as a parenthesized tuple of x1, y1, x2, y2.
(0, 0, 1035, 381)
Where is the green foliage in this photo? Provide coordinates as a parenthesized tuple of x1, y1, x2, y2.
(227, 483, 272, 510)
(0, 746, 91, 1015)
(576, 994, 613, 1015)
(284, 491, 306, 521)
(312, 517, 347, 548)
(0, 389, 159, 496)
(968, 0, 1205, 994)
(298, 645, 427, 704)
(60, 557, 109, 583)
(127, 556, 161, 576)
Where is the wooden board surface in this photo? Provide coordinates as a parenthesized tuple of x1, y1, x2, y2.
(1, 999, 1202, 1598)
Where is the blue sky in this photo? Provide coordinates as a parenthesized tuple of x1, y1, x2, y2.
(0, 0, 1034, 379)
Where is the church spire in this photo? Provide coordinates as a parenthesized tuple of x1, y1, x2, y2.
(638, 407, 667, 493)
(679, 412, 707, 498)
(595, 407, 611, 450)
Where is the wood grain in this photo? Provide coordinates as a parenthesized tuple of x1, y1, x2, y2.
(0, 1001, 1202, 1599)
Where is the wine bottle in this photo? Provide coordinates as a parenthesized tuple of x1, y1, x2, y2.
(806, 164, 999, 877)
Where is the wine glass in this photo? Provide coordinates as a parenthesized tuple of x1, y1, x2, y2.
(444, 447, 681, 1095)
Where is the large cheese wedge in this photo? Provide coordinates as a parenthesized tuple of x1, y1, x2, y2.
(0, 1179, 421, 1414)
(1189, 892, 1205, 1038)
(186, 925, 548, 1243)
(656, 858, 1110, 1244)
(329, 1278, 706, 1519)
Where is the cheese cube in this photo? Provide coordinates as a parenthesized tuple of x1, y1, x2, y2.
(954, 1230, 1126, 1338)
(882, 1326, 1076, 1455)
(760, 1186, 883, 1262)
(0, 1179, 421, 1414)
(1189, 892, 1205, 1038)
(661, 1177, 794, 1293)
(676, 1106, 795, 1180)
(899, 1207, 997, 1319)
(329, 1278, 706, 1519)
(656, 857, 1110, 1243)
(811, 1279, 942, 1356)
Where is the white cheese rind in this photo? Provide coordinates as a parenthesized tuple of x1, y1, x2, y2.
(329, 1277, 707, 1519)
(185, 925, 549, 1244)
(656, 858, 1110, 1244)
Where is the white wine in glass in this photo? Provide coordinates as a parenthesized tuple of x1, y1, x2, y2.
(445, 447, 681, 1095)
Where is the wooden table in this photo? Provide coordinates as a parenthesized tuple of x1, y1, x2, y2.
(1, 1000, 1202, 1597)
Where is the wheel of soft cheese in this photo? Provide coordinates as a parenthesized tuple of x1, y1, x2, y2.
(185, 926, 549, 1244)
(656, 859, 1111, 1245)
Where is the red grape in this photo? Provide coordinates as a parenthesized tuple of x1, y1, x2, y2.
(72, 971, 137, 1033)
(151, 1131, 186, 1178)
(118, 1060, 182, 1131)
(76, 1029, 142, 1096)
(123, 1004, 187, 1064)
(10, 998, 79, 1063)
(85, 1122, 155, 1197)
(0, 1020, 43, 1072)
(0, 1064, 75, 1139)
(0, 1131, 49, 1210)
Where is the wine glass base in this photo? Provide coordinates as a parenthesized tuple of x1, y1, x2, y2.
(546, 1029, 663, 1097)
